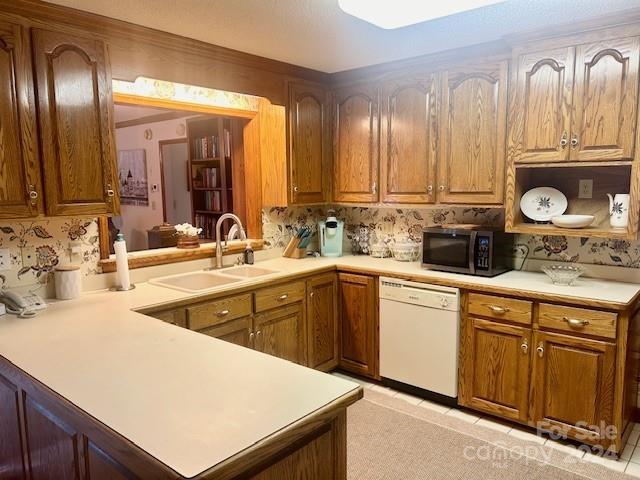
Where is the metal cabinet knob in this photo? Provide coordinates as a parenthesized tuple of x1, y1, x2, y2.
(536, 343, 544, 358)
(106, 184, 115, 198)
(216, 309, 230, 317)
(293, 186, 299, 192)
(427, 185, 433, 193)
(488, 305, 509, 314)
(570, 134, 579, 148)
(560, 131, 568, 148)
(29, 190, 38, 199)
(372, 181, 377, 195)
(310, 292, 315, 297)
(439, 185, 445, 192)
(277, 294, 288, 301)
(521, 339, 529, 354)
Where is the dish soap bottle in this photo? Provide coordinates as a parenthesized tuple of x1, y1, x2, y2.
(243, 242, 254, 265)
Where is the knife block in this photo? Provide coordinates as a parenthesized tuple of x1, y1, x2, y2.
(282, 237, 308, 259)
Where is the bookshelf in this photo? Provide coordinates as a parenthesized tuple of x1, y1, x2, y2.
(187, 116, 234, 241)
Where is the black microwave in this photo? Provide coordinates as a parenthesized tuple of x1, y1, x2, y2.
(422, 226, 514, 277)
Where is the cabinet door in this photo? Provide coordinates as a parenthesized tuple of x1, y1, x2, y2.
(333, 84, 379, 203)
(379, 74, 437, 203)
(531, 331, 616, 443)
(289, 82, 330, 204)
(0, 20, 42, 218)
(32, 28, 119, 216)
(570, 37, 640, 161)
(0, 373, 26, 479)
(254, 303, 306, 364)
(338, 273, 378, 378)
(199, 316, 253, 349)
(459, 317, 531, 422)
(439, 61, 507, 204)
(511, 47, 575, 163)
(307, 273, 339, 371)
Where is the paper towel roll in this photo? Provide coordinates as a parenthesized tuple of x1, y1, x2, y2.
(114, 233, 130, 290)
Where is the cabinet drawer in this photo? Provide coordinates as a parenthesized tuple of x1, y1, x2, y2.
(467, 293, 532, 325)
(187, 294, 253, 331)
(255, 281, 305, 313)
(538, 304, 617, 339)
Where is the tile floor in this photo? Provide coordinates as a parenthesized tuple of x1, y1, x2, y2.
(334, 371, 640, 477)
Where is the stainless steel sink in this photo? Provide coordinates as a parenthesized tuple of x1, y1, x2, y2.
(220, 266, 280, 278)
(150, 272, 241, 293)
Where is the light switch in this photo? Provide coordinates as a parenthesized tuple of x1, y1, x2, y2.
(578, 179, 593, 199)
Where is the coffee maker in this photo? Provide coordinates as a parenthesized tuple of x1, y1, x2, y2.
(318, 210, 344, 257)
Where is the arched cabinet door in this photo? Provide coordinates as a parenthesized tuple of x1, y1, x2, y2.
(570, 38, 639, 161)
(289, 83, 330, 204)
(32, 28, 119, 216)
(333, 84, 379, 203)
(511, 48, 575, 163)
(0, 20, 41, 218)
(380, 74, 437, 204)
(438, 62, 507, 204)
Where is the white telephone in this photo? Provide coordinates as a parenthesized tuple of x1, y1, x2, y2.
(0, 290, 47, 318)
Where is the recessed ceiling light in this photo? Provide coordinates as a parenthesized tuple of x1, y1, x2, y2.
(338, 0, 507, 29)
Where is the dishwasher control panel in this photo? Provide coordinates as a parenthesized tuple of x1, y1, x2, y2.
(379, 278, 459, 311)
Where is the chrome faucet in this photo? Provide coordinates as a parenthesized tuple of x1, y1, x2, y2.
(215, 213, 247, 269)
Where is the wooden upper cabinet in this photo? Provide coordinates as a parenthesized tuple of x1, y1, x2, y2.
(571, 37, 639, 161)
(32, 28, 119, 216)
(531, 331, 615, 443)
(439, 61, 508, 204)
(289, 82, 330, 204)
(379, 74, 437, 203)
(0, 20, 42, 218)
(333, 84, 379, 203)
(511, 47, 575, 163)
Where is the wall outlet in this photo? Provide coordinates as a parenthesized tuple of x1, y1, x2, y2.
(0, 249, 10, 271)
(578, 179, 593, 199)
(21, 246, 37, 268)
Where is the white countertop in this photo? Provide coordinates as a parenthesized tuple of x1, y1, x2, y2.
(1, 254, 638, 477)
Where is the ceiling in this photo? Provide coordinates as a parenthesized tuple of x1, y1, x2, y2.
(113, 104, 174, 124)
(47, 0, 640, 73)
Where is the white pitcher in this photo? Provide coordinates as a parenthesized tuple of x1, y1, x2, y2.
(607, 193, 630, 229)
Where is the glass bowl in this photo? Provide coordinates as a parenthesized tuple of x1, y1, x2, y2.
(541, 264, 585, 286)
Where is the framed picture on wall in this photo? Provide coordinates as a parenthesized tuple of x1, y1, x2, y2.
(118, 149, 149, 206)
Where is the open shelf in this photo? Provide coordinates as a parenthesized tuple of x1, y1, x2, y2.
(507, 164, 635, 239)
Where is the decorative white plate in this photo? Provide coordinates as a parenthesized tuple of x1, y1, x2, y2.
(551, 215, 595, 229)
(520, 187, 567, 222)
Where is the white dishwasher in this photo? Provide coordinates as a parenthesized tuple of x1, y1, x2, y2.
(379, 277, 460, 399)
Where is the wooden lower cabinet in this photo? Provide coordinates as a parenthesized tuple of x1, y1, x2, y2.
(459, 317, 531, 422)
(530, 331, 616, 444)
(459, 290, 632, 453)
(307, 273, 339, 371)
(338, 273, 378, 379)
(254, 303, 306, 364)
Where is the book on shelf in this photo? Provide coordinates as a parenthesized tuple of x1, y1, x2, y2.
(191, 135, 219, 159)
(193, 167, 218, 188)
(194, 214, 215, 240)
(200, 191, 221, 211)
(223, 129, 231, 158)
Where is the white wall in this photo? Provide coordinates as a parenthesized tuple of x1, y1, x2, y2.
(115, 117, 189, 251)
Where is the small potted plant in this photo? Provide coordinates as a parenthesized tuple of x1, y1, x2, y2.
(175, 223, 202, 249)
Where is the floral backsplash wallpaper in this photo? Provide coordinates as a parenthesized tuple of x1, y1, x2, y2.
(1, 206, 639, 288)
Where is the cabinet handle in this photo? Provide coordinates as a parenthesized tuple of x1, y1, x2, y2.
(106, 184, 115, 198)
(521, 339, 529, 354)
(372, 181, 377, 195)
(216, 309, 230, 317)
(536, 343, 544, 358)
(439, 185, 445, 192)
(310, 292, 315, 297)
(28, 187, 38, 205)
(293, 186, 299, 192)
(256, 330, 262, 338)
(571, 134, 579, 148)
(427, 185, 433, 194)
(277, 294, 288, 301)
(563, 317, 589, 327)
(249, 331, 255, 343)
(488, 305, 510, 314)
(560, 131, 568, 148)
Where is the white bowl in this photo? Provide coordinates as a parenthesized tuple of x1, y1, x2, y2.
(551, 215, 595, 228)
